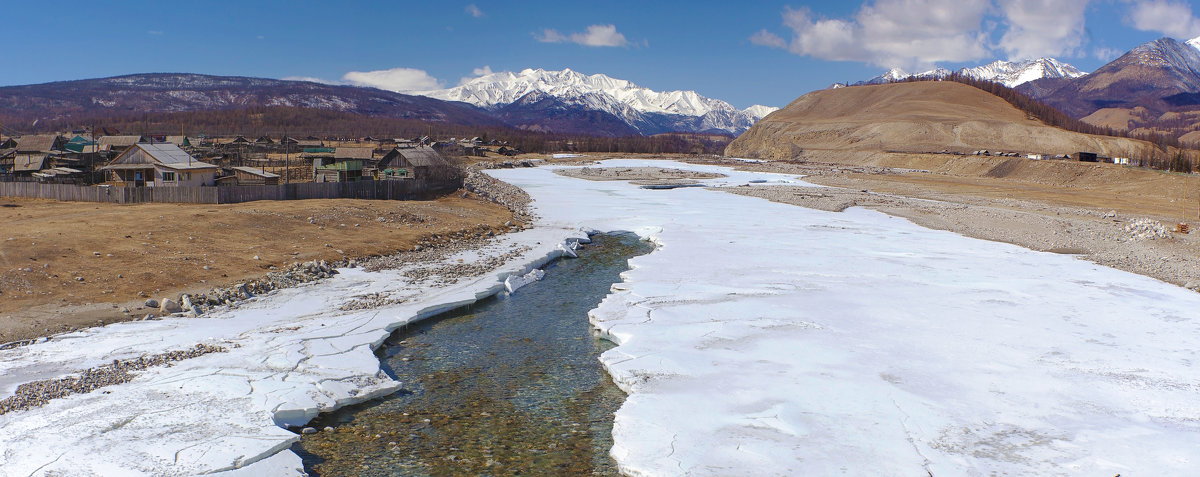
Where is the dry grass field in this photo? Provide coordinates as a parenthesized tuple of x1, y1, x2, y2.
(0, 194, 513, 343)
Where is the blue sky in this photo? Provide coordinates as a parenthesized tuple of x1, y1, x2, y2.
(3, 1, 1200, 109)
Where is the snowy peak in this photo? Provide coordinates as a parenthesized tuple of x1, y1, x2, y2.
(860, 67, 951, 85)
(859, 58, 1086, 88)
(1186, 35, 1200, 51)
(744, 105, 779, 120)
(420, 68, 774, 135)
(958, 58, 1086, 87)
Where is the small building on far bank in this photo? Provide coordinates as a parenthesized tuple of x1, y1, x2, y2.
(230, 166, 281, 186)
(371, 145, 458, 181)
(101, 143, 219, 187)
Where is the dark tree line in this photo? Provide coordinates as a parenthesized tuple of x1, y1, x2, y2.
(2, 106, 731, 156)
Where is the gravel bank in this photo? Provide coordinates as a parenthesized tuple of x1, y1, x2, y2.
(0, 343, 228, 415)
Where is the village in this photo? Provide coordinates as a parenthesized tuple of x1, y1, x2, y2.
(0, 131, 529, 204)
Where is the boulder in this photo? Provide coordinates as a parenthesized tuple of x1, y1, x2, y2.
(160, 298, 183, 314)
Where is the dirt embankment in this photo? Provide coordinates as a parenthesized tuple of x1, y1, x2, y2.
(0, 194, 515, 343)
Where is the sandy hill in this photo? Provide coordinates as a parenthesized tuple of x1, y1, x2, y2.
(726, 81, 1151, 161)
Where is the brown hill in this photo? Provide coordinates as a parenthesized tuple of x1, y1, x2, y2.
(726, 81, 1152, 161)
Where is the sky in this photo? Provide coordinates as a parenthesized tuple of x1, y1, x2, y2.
(4, 0, 1200, 109)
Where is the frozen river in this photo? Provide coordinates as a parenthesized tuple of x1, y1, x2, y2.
(2, 159, 1198, 475)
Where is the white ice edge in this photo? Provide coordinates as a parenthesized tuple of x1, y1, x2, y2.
(4, 158, 1200, 476)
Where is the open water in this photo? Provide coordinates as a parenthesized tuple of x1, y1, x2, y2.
(292, 233, 653, 476)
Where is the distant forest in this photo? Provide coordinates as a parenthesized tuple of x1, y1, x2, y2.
(0, 106, 731, 155)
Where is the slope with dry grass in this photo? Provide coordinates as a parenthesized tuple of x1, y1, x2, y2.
(726, 81, 1152, 162)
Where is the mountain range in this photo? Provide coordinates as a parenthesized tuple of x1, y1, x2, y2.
(0, 73, 504, 130)
(1016, 36, 1200, 139)
(420, 68, 777, 136)
(0, 70, 777, 138)
(853, 58, 1087, 88)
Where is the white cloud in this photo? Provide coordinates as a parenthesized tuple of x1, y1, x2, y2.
(341, 67, 443, 92)
(996, 0, 1091, 60)
(537, 24, 630, 47)
(1126, 0, 1200, 39)
(749, 29, 787, 49)
(755, 1, 991, 70)
(1093, 46, 1122, 61)
(459, 65, 494, 85)
(465, 4, 484, 18)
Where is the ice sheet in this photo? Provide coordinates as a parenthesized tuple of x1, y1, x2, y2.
(489, 159, 1200, 476)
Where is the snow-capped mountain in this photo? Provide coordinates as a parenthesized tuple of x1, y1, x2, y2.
(1019, 37, 1200, 119)
(854, 58, 1086, 88)
(421, 68, 776, 135)
(1186, 34, 1200, 51)
(859, 67, 952, 85)
(959, 58, 1085, 87)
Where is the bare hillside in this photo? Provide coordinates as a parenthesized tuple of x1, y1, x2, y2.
(726, 81, 1151, 161)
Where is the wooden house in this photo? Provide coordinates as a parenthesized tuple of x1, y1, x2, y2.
(11, 135, 65, 176)
(255, 136, 275, 145)
(101, 143, 218, 187)
(312, 147, 374, 182)
(371, 146, 457, 181)
(230, 166, 281, 185)
(0, 138, 17, 149)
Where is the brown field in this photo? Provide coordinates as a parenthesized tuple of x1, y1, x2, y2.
(0, 194, 513, 343)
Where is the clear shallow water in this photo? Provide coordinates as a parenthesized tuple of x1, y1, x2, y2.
(293, 233, 653, 476)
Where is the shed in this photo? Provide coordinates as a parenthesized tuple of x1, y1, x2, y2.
(231, 166, 281, 186)
(101, 143, 218, 187)
(1077, 152, 1098, 162)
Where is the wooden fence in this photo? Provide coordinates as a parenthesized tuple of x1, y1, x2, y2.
(0, 179, 457, 205)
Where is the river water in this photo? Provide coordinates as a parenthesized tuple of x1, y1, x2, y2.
(292, 233, 653, 476)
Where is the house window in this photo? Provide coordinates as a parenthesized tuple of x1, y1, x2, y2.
(181, 172, 191, 181)
(162, 171, 176, 181)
